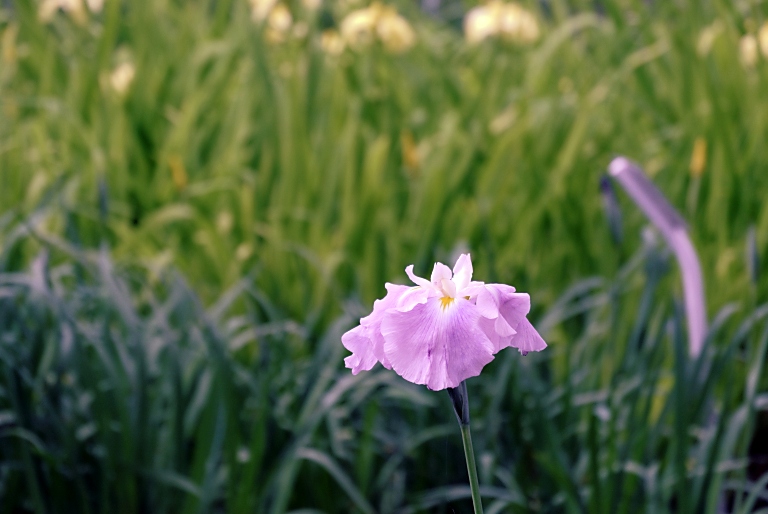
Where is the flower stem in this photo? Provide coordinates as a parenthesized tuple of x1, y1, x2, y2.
(460, 421, 483, 514)
(447, 381, 484, 514)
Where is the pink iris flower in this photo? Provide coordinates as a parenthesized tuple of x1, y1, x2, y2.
(342, 254, 547, 390)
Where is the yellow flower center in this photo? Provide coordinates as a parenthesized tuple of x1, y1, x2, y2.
(440, 296, 455, 309)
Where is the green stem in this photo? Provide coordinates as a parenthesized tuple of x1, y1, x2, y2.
(447, 381, 483, 514)
(460, 422, 484, 514)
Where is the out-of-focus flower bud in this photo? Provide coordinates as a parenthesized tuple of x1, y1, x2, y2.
(109, 62, 135, 96)
(696, 20, 722, 57)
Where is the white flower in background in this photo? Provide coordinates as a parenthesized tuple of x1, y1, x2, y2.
(340, 2, 416, 53)
(740, 34, 758, 67)
(39, 0, 87, 24)
(464, 1, 539, 44)
(109, 62, 135, 95)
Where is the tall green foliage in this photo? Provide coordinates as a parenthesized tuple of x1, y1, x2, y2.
(2, 0, 767, 325)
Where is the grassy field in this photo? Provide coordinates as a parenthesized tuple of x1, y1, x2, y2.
(2, 0, 768, 512)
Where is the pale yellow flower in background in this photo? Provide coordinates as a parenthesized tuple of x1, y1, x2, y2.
(302, 0, 322, 11)
(109, 62, 135, 95)
(498, 2, 539, 43)
(236, 243, 254, 262)
(464, 1, 539, 44)
(248, 0, 297, 44)
(340, 4, 379, 48)
(376, 8, 416, 53)
(464, 1, 503, 44)
(86, 0, 103, 13)
(340, 3, 416, 53)
(2, 24, 19, 66)
(269, 4, 292, 31)
(293, 21, 309, 39)
(216, 211, 234, 235)
(740, 34, 758, 67)
(696, 20, 722, 57)
(265, 3, 293, 43)
(39, 0, 87, 24)
(321, 29, 346, 55)
(249, 0, 278, 22)
(759, 22, 768, 57)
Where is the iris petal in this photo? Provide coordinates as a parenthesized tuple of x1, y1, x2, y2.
(341, 283, 410, 372)
(381, 297, 494, 390)
(431, 262, 453, 284)
(452, 253, 473, 292)
(396, 286, 430, 312)
(405, 265, 434, 291)
(509, 318, 547, 355)
(476, 285, 546, 355)
(342, 325, 378, 374)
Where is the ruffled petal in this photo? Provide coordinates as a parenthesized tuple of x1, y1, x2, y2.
(361, 283, 410, 326)
(452, 253, 473, 292)
(381, 297, 495, 390)
(476, 285, 546, 355)
(368, 283, 411, 367)
(461, 281, 487, 299)
(476, 310, 516, 353)
(497, 292, 531, 331)
(509, 317, 547, 355)
(342, 325, 378, 374)
(396, 286, 430, 312)
(342, 283, 410, 372)
(475, 283, 508, 318)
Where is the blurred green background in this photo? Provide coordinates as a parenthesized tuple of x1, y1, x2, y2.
(2, 0, 768, 512)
